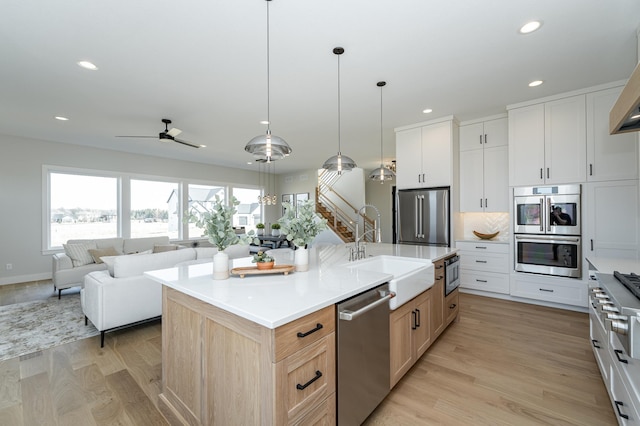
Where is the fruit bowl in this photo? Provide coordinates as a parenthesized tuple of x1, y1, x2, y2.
(473, 230, 499, 240)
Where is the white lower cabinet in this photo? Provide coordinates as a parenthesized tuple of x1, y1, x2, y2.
(510, 274, 588, 307)
(456, 241, 509, 295)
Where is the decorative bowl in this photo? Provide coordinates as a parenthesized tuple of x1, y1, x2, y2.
(473, 230, 499, 240)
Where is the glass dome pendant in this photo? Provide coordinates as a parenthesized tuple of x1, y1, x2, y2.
(245, 0, 292, 163)
(369, 81, 395, 183)
(322, 47, 356, 175)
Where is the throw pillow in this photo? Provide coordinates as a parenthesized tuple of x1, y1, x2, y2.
(63, 242, 97, 267)
(101, 256, 117, 277)
(153, 244, 179, 253)
(88, 247, 120, 264)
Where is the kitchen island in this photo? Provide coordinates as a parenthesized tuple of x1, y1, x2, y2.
(146, 243, 456, 425)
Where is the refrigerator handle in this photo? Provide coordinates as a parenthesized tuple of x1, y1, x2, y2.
(539, 198, 544, 232)
(547, 198, 552, 232)
(415, 196, 420, 238)
(420, 195, 425, 238)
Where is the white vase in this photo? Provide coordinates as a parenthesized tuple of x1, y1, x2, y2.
(294, 246, 309, 272)
(213, 251, 230, 280)
(272, 229, 280, 237)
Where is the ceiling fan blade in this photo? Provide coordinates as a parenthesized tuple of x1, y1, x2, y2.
(167, 127, 182, 138)
(115, 135, 157, 138)
(173, 138, 202, 149)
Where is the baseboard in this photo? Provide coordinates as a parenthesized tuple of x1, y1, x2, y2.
(0, 272, 51, 286)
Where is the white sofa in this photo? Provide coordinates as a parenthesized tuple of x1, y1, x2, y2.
(81, 245, 249, 347)
(52, 236, 171, 298)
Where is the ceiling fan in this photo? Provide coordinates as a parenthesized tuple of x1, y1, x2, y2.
(116, 118, 204, 149)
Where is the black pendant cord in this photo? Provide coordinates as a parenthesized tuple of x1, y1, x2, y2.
(337, 52, 341, 154)
(379, 83, 383, 164)
(266, 0, 271, 132)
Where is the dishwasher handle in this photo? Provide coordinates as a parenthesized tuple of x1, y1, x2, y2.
(339, 291, 395, 321)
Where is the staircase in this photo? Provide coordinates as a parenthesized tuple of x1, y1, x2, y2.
(316, 170, 376, 243)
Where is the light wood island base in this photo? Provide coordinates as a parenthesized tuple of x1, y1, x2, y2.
(159, 286, 336, 425)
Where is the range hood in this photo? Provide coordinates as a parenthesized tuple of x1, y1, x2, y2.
(610, 61, 640, 134)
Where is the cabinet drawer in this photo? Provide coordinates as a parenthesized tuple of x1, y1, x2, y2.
(460, 252, 509, 273)
(445, 290, 459, 325)
(456, 241, 509, 254)
(610, 330, 640, 404)
(290, 393, 335, 425)
(276, 334, 336, 424)
(611, 363, 640, 425)
(510, 275, 588, 307)
(460, 270, 509, 294)
(274, 305, 335, 361)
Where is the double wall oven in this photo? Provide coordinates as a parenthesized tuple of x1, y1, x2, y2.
(513, 184, 582, 279)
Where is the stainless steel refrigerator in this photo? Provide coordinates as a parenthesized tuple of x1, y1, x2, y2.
(396, 187, 450, 246)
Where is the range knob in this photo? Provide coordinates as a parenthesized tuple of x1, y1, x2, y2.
(611, 320, 629, 335)
(593, 293, 609, 300)
(601, 304, 620, 313)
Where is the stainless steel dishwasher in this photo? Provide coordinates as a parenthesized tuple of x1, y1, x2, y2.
(337, 283, 394, 425)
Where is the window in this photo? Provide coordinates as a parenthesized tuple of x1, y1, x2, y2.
(187, 184, 226, 239)
(130, 179, 179, 239)
(232, 187, 262, 232)
(48, 171, 118, 248)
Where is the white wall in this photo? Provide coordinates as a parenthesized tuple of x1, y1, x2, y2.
(365, 178, 395, 243)
(0, 134, 261, 284)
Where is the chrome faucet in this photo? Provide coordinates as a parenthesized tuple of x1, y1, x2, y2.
(350, 204, 381, 261)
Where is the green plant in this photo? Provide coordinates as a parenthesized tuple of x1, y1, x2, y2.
(271, 223, 281, 230)
(188, 196, 258, 251)
(256, 223, 265, 229)
(278, 199, 328, 248)
(252, 250, 274, 263)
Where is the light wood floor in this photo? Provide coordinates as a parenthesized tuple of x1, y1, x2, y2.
(0, 283, 616, 425)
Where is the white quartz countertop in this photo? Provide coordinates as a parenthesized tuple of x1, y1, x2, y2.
(585, 256, 640, 275)
(145, 243, 457, 329)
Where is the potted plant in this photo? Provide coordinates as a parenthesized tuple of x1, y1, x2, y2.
(256, 223, 265, 236)
(189, 196, 257, 279)
(278, 199, 328, 272)
(252, 250, 275, 270)
(271, 223, 281, 237)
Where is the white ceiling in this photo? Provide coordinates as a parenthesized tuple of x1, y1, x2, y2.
(2, 0, 639, 174)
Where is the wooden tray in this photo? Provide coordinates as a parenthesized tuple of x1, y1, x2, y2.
(231, 264, 295, 278)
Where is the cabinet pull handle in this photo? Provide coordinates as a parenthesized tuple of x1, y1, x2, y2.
(485, 198, 488, 208)
(480, 198, 483, 208)
(539, 288, 554, 292)
(614, 349, 629, 364)
(422, 173, 425, 182)
(589, 163, 593, 176)
(415, 308, 421, 327)
(475, 260, 487, 263)
(435, 264, 444, 269)
(540, 168, 543, 179)
(475, 246, 487, 249)
(476, 279, 488, 283)
(449, 303, 457, 309)
(411, 310, 417, 330)
(591, 339, 601, 349)
(297, 323, 323, 338)
(479, 135, 482, 145)
(590, 239, 594, 251)
(614, 401, 629, 420)
(296, 370, 323, 390)
(546, 168, 550, 179)
(436, 275, 444, 280)
(484, 134, 487, 144)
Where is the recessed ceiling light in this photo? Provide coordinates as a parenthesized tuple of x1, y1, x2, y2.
(519, 21, 542, 34)
(247, 161, 253, 165)
(54, 116, 69, 121)
(260, 120, 269, 125)
(77, 61, 98, 70)
(422, 109, 433, 114)
(529, 80, 544, 87)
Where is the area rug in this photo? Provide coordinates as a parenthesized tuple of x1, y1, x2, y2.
(0, 294, 99, 361)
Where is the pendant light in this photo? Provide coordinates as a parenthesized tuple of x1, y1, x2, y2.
(245, 0, 292, 163)
(257, 159, 278, 205)
(322, 47, 356, 175)
(369, 81, 396, 183)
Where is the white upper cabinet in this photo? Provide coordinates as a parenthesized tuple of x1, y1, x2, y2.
(508, 104, 545, 186)
(586, 87, 638, 182)
(459, 116, 509, 212)
(459, 117, 508, 152)
(509, 95, 586, 186)
(395, 119, 454, 189)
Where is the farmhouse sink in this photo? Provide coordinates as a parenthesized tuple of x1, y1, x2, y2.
(344, 255, 434, 310)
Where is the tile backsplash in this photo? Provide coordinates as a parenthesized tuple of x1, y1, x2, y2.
(461, 212, 510, 242)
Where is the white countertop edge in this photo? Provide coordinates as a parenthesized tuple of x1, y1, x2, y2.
(586, 256, 640, 275)
(159, 272, 393, 328)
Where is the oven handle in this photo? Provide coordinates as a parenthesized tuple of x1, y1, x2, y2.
(540, 198, 544, 232)
(515, 235, 580, 243)
(547, 198, 552, 232)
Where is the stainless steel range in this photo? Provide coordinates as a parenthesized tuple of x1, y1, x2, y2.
(590, 272, 640, 359)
